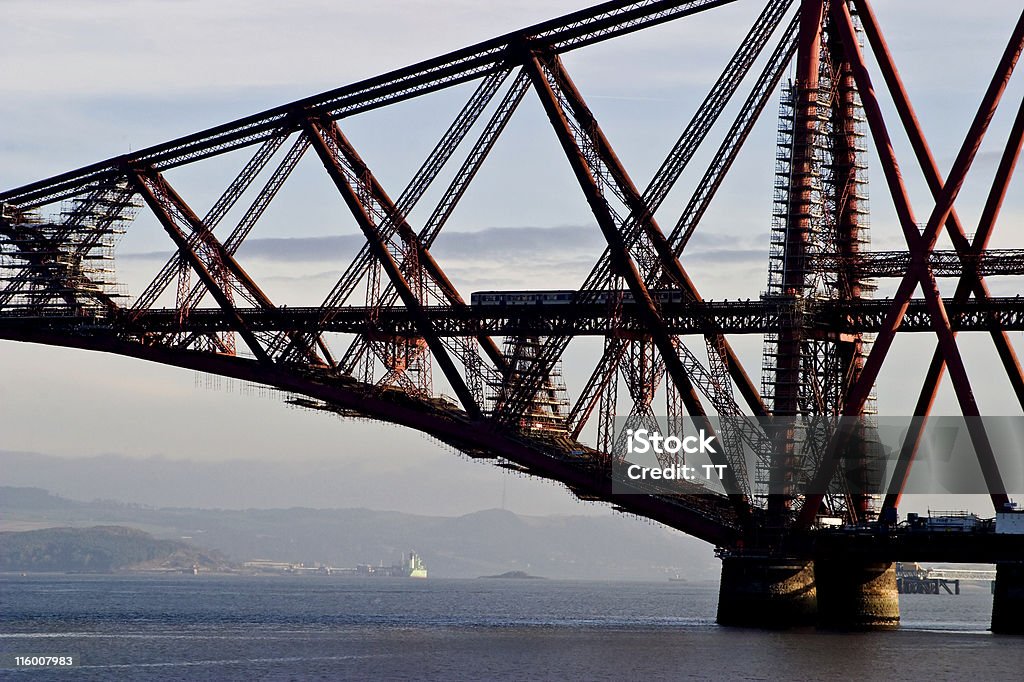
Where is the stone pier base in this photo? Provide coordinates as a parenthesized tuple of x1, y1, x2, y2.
(991, 562, 1024, 635)
(814, 560, 900, 630)
(716, 556, 817, 628)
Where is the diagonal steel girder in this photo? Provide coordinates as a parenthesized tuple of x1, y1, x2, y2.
(541, 52, 766, 484)
(130, 162, 325, 364)
(548, 34, 772, 415)
(854, 0, 1024, 408)
(837, 0, 1024, 511)
(575, 2, 797, 428)
(1, 0, 742, 211)
(290, 70, 518, 381)
(522, 47, 752, 516)
(796, 1, 1024, 527)
(300, 115, 496, 388)
(882, 93, 1024, 510)
(669, 12, 798, 253)
(502, 3, 799, 435)
(302, 115, 482, 419)
(182, 135, 312, 316)
(128, 167, 273, 364)
(294, 72, 509, 339)
(130, 135, 287, 316)
(569, 7, 798, 449)
(348, 72, 533, 384)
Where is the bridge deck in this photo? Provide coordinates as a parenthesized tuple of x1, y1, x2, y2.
(3, 295, 1024, 337)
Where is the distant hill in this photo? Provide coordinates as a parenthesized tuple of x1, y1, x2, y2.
(0, 449, 589, 515)
(0, 487, 719, 580)
(0, 486, 81, 510)
(0, 525, 231, 573)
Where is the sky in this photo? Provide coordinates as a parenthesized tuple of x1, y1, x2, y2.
(1, 0, 1023, 518)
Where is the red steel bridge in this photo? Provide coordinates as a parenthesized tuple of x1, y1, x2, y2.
(3, 0, 1024, 629)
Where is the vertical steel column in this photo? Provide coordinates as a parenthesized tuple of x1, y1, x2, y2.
(826, 5, 872, 520)
(768, 0, 825, 520)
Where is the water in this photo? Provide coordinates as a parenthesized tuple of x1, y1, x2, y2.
(1, 574, 1021, 680)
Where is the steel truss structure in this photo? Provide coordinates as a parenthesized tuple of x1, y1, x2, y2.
(2, 0, 1024, 556)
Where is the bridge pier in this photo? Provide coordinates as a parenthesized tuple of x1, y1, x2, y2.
(814, 560, 899, 630)
(716, 556, 817, 628)
(991, 562, 1024, 635)
(717, 557, 900, 630)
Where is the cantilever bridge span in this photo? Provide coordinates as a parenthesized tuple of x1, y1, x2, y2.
(3, 0, 1024, 630)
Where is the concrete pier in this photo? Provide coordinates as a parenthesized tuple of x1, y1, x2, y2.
(814, 560, 899, 630)
(717, 556, 817, 628)
(991, 562, 1024, 635)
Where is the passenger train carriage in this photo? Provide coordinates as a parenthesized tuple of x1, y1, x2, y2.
(470, 290, 689, 306)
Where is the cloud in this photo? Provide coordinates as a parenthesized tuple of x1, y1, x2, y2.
(236, 236, 364, 262)
(430, 225, 604, 258)
(116, 223, 767, 296)
(121, 224, 761, 268)
(6, 0, 733, 98)
(683, 248, 765, 266)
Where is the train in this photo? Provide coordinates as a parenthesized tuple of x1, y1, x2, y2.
(470, 289, 692, 306)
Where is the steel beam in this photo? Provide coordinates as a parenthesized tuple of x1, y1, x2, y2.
(302, 116, 482, 418)
(131, 136, 286, 315)
(0, 0, 740, 210)
(13, 295, 1024, 338)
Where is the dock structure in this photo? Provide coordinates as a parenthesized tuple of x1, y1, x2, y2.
(895, 563, 998, 595)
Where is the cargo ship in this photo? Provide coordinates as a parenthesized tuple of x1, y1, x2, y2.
(353, 551, 427, 578)
(245, 551, 428, 577)
(401, 551, 428, 578)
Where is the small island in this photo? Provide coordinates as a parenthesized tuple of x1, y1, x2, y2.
(478, 570, 546, 580)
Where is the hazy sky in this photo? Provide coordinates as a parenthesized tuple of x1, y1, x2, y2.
(2, 1, 1023, 516)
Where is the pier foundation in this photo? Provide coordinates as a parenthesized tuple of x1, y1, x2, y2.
(991, 562, 1024, 635)
(716, 556, 817, 628)
(814, 560, 899, 630)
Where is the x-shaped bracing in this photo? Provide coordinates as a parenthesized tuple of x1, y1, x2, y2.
(795, 0, 1024, 527)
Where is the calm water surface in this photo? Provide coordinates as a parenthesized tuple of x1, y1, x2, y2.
(1, 574, 1021, 680)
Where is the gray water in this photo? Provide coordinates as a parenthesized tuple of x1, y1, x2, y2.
(1, 574, 1021, 680)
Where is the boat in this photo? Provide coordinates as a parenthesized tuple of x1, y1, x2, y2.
(402, 551, 428, 578)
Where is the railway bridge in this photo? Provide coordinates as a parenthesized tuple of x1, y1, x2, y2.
(3, 0, 1024, 631)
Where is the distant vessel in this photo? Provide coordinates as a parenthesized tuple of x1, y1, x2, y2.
(245, 551, 427, 577)
(354, 551, 427, 578)
(402, 551, 428, 579)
